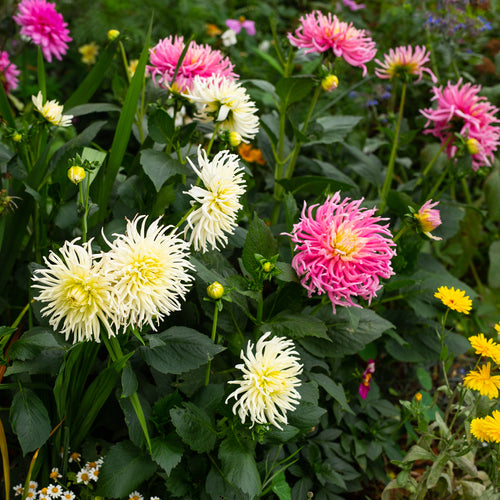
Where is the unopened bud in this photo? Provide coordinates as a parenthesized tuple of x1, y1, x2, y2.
(466, 138, 480, 155)
(321, 74, 339, 92)
(207, 281, 224, 300)
(414, 392, 422, 402)
(107, 29, 120, 41)
(13, 133, 22, 142)
(68, 166, 86, 185)
(262, 261, 273, 273)
(229, 131, 242, 147)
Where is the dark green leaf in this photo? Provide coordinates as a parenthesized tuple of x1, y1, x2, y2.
(272, 470, 292, 500)
(8, 327, 60, 361)
(308, 372, 354, 415)
(277, 175, 355, 195)
(148, 108, 175, 143)
(488, 241, 500, 288)
(151, 434, 183, 475)
(140, 150, 189, 191)
(305, 116, 363, 146)
(142, 326, 225, 375)
(10, 387, 51, 455)
(65, 103, 121, 116)
(219, 435, 261, 499)
(416, 367, 433, 391)
(276, 77, 315, 108)
(0, 326, 16, 338)
(95, 441, 157, 497)
(170, 402, 217, 453)
(260, 313, 329, 340)
(121, 364, 138, 398)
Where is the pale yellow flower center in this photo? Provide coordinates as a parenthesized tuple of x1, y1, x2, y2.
(330, 228, 362, 260)
(129, 255, 161, 286)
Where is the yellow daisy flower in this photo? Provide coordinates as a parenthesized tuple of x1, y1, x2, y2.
(470, 417, 491, 442)
(469, 333, 499, 359)
(434, 286, 472, 314)
(484, 410, 500, 443)
(463, 362, 500, 399)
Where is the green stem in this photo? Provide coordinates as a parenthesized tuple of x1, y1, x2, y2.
(379, 82, 407, 213)
(205, 121, 222, 157)
(461, 177, 472, 205)
(205, 302, 220, 386)
(439, 309, 451, 391)
(393, 225, 408, 243)
(11, 301, 32, 329)
(416, 135, 453, 189)
(119, 41, 131, 85)
(37, 47, 46, 101)
(172, 205, 196, 233)
(103, 335, 152, 452)
(426, 162, 451, 200)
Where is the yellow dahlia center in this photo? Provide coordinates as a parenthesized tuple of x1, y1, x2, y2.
(330, 227, 362, 260)
(415, 211, 433, 232)
(255, 367, 284, 396)
(130, 254, 161, 286)
(66, 281, 94, 308)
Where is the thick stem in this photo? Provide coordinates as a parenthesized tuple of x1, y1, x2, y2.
(205, 121, 222, 157)
(205, 302, 220, 386)
(379, 82, 407, 213)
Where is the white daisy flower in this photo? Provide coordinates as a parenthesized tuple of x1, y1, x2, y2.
(28, 481, 38, 491)
(32, 91, 73, 127)
(61, 491, 76, 500)
(24, 490, 36, 499)
(221, 29, 237, 47)
(13, 484, 23, 496)
(49, 467, 62, 480)
(226, 332, 303, 430)
(150, 497, 161, 500)
(47, 483, 63, 498)
(104, 215, 194, 331)
(75, 469, 91, 485)
(88, 467, 99, 481)
(32, 239, 120, 343)
(129, 492, 144, 500)
(184, 148, 246, 252)
(186, 75, 259, 142)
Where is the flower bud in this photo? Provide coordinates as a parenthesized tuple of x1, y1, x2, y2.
(414, 392, 422, 402)
(13, 133, 22, 142)
(68, 166, 86, 185)
(321, 74, 339, 92)
(466, 138, 480, 155)
(107, 29, 120, 41)
(229, 131, 242, 147)
(207, 281, 224, 300)
(262, 261, 273, 273)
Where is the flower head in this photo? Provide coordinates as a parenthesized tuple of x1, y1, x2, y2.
(226, 332, 303, 429)
(464, 362, 500, 399)
(415, 199, 442, 240)
(186, 75, 259, 142)
(420, 79, 500, 170)
(321, 74, 339, 92)
(61, 492, 75, 500)
(287, 11, 376, 76)
(225, 17, 256, 36)
(147, 35, 237, 92)
(469, 333, 500, 360)
(129, 492, 144, 500)
(434, 286, 472, 314)
(67, 166, 86, 184)
(0, 51, 20, 94)
(359, 359, 375, 399)
(375, 45, 437, 83)
(32, 91, 73, 127)
(238, 143, 265, 165)
(470, 416, 492, 442)
(104, 215, 194, 331)
(47, 483, 63, 497)
(184, 148, 246, 252)
(78, 42, 99, 65)
(484, 411, 500, 442)
(49, 468, 61, 480)
(287, 193, 396, 311)
(13, 0, 72, 62)
(75, 469, 90, 485)
(207, 281, 224, 300)
(32, 239, 120, 343)
(221, 29, 237, 47)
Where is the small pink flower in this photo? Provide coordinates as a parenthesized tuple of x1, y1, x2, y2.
(342, 0, 366, 11)
(375, 45, 437, 83)
(0, 51, 20, 93)
(147, 35, 237, 92)
(359, 359, 375, 399)
(287, 10, 376, 76)
(415, 199, 442, 240)
(225, 17, 256, 36)
(287, 192, 396, 312)
(420, 78, 500, 170)
(13, 0, 72, 63)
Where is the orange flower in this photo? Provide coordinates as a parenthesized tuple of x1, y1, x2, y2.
(238, 143, 266, 165)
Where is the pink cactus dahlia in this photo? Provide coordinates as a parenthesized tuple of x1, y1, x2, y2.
(288, 193, 396, 311)
(415, 199, 442, 240)
(13, 0, 72, 63)
(0, 51, 20, 93)
(287, 11, 376, 76)
(420, 79, 500, 170)
(375, 45, 437, 83)
(147, 35, 237, 92)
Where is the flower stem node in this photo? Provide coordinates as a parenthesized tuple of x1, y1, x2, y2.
(68, 166, 86, 185)
(107, 29, 120, 41)
(321, 74, 339, 92)
(207, 281, 224, 300)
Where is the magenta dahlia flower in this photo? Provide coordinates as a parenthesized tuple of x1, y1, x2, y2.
(13, 0, 72, 63)
(287, 11, 376, 76)
(420, 79, 500, 170)
(359, 359, 375, 399)
(147, 35, 237, 92)
(288, 193, 396, 311)
(0, 51, 20, 93)
(375, 45, 437, 83)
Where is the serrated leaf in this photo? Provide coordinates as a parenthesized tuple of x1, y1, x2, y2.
(95, 441, 157, 497)
(403, 445, 436, 463)
(241, 213, 278, 279)
(308, 372, 354, 415)
(0, 326, 16, 338)
(260, 313, 329, 340)
(170, 402, 217, 453)
(151, 434, 183, 475)
(140, 150, 189, 191)
(8, 327, 60, 361)
(271, 470, 291, 500)
(219, 435, 261, 499)
(10, 387, 51, 455)
(276, 77, 315, 108)
(142, 326, 225, 375)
